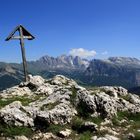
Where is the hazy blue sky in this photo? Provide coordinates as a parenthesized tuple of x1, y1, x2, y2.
(0, 0, 140, 62)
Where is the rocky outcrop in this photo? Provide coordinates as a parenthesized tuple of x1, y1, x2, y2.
(91, 135, 120, 140)
(0, 75, 140, 139)
(58, 129, 72, 138)
(36, 103, 76, 125)
(31, 132, 58, 140)
(0, 101, 34, 127)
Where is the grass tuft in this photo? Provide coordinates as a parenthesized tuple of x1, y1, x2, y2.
(79, 131, 92, 140)
(0, 97, 34, 108)
(40, 101, 60, 111)
(46, 124, 64, 135)
(0, 124, 33, 137)
(70, 86, 78, 105)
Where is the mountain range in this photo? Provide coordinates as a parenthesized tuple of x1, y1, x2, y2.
(1, 55, 140, 91)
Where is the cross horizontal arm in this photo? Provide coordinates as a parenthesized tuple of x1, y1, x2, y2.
(10, 36, 34, 40)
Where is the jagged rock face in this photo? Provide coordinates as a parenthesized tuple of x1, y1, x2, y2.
(0, 75, 140, 139)
(34, 55, 89, 71)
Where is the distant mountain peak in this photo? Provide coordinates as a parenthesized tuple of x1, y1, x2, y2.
(108, 57, 140, 66)
(108, 56, 140, 62)
(36, 54, 90, 70)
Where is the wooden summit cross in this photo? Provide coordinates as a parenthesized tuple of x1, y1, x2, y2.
(5, 25, 35, 82)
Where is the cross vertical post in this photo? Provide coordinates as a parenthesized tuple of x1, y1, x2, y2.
(19, 26, 28, 82)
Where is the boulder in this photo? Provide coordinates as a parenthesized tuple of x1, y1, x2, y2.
(127, 133, 135, 140)
(31, 132, 57, 140)
(77, 89, 97, 112)
(35, 84, 54, 95)
(58, 129, 72, 138)
(129, 94, 140, 104)
(81, 121, 98, 132)
(94, 92, 117, 118)
(92, 134, 120, 140)
(104, 134, 120, 140)
(28, 75, 45, 87)
(36, 103, 76, 125)
(101, 86, 128, 97)
(14, 136, 28, 140)
(49, 75, 77, 86)
(0, 101, 34, 127)
(0, 86, 32, 98)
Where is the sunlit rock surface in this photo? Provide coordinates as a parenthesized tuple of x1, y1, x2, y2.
(0, 75, 140, 139)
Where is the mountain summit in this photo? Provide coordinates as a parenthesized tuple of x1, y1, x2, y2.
(0, 75, 140, 139)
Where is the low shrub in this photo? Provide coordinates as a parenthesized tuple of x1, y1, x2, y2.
(0, 123, 33, 137)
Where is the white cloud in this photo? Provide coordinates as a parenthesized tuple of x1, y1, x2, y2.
(101, 51, 108, 55)
(69, 48, 97, 58)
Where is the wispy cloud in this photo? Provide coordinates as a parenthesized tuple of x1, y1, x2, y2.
(101, 51, 108, 55)
(69, 48, 97, 58)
